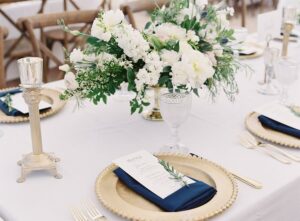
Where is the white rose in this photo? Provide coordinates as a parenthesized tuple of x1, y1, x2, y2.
(182, 50, 215, 87)
(59, 64, 70, 72)
(91, 19, 111, 42)
(179, 40, 193, 54)
(103, 9, 124, 27)
(160, 49, 180, 66)
(69, 48, 84, 63)
(64, 72, 79, 90)
(154, 23, 186, 41)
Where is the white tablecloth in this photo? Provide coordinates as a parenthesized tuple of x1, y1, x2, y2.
(0, 40, 300, 221)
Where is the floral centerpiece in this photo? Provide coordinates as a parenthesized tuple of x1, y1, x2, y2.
(59, 0, 241, 114)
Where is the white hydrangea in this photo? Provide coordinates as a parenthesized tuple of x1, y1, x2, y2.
(97, 52, 116, 69)
(64, 72, 79, 90)
(154, 23, 187, 41)
(160, 49, 180, 66)
(144, 51, 163, 74)
(70, 48, 84, 63)
(115, 24, 150, 62)
(134, 51, 164, 90)
(136, 68, 160, 88)
(171, 62, 190, 86)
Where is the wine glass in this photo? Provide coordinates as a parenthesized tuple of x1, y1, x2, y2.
(257, 47, 280, 95)
(159, 92, 192, 153)
(275, 57, 299, 104)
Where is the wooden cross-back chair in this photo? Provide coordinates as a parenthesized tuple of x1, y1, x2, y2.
(20, 10, 98, 82)
(44, 0, 109, 53)
(0, 26, 8, 88)
(121, 0, 169, 29)
(0, 0, 47, 72)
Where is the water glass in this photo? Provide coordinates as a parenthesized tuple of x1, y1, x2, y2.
(159, 92, 192, 153)
(275, 57, 298, 104)
(257, 47, 280, 95)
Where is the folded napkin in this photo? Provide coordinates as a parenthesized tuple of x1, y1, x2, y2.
(0, 88, 24, 116)
(114, 167, 217, 212)
(258, 115, 300, 139)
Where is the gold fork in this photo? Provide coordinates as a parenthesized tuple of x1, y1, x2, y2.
(239, 132, 291, 164)
(82, 200, 108, 221)
(244, 131, 300, 162)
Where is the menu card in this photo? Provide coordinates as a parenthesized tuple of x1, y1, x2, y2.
(255, 101, 300, 130)
(257, 10, 281, 41)
(113, 150, 195, 199)
(0, 93, 51, 114)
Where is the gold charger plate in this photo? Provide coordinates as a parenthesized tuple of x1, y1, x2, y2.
(245, 112, 300, 148)
(0, 88, 66, 123)
(95, 153, 238, 221)
(239, 42, 264, 59)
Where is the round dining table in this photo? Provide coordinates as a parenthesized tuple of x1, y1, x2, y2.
(1, 36, 300, 221)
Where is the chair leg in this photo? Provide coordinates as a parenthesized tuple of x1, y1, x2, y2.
(44, 38, 55, 83)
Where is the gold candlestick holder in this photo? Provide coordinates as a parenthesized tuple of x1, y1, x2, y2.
(142, 86, 163, 121)
(281, 6, 297, 57)
(281, 22, 294, 57)
(17, 57, 62, 183)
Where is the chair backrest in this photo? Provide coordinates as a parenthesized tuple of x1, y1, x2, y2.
(20, 10, 98, 81)
(0, 26, 8, 88)
(121, 0, 169, 29)
(0, 0, 29, 3)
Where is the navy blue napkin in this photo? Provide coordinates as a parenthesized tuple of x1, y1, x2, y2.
(114, 167, 217, 212)
(258, 115, 300, 139)
(0, 88, 25, 116)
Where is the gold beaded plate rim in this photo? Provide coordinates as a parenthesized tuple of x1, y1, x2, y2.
(245, 112, 300, 148)
(239, 42, 264, 60)
(0, 87, 66, 123)
(95, 152, 238, 221)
